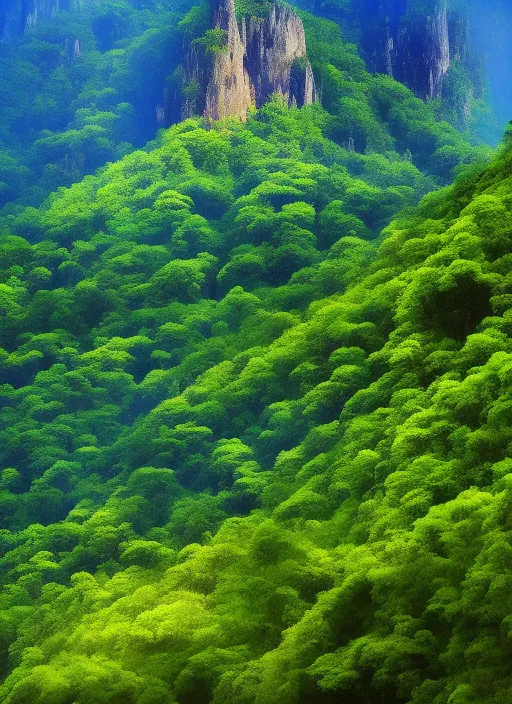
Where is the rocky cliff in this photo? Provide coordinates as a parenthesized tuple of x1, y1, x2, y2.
(204, 0, 253, 121)
(171, 0, 316, 124)
(244, 4, 315, 111)
(400, 1, 452, 100)
(0, 0, 74, 41)
(358, 0, 468, 101)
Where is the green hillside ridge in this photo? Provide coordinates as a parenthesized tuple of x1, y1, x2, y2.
(0, 88, 512, 700)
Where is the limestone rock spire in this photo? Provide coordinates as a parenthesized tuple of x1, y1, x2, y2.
(205, 0, 253, 120)
(174, 0, 316, 124)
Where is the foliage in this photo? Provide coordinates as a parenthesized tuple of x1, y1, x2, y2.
(192, 28, 228, 53)
(0, 1, 510, 703)
(0, 0, 492, 211)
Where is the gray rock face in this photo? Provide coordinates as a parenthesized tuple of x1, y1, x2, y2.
(359, 0, 469, 100)
(245, 4, 316, 110)
(398, 0, 452, 100)
(1, 0, 65, 41)
(426, 2, 451, 98)
(204, 0, 253, 121)
(173, 0, 316, 123)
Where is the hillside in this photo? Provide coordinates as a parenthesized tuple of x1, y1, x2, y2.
(0, 0, 496, 210)
(0, 100, 511, 704)
(0, 1, 512, 703)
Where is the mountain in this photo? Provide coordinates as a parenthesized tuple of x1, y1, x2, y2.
(304, 0, 510, 135)
(0, 0, 512, 702)
(0, 0, 492, 211)
(1, 0, 508, 137)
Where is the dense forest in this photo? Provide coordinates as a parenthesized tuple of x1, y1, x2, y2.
(0, 0, 511, 702)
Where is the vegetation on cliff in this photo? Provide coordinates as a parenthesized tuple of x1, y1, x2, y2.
(0, 0, 492, 209)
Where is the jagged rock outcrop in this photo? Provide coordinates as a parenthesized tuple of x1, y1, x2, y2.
(244, 4, 316, 111)
(204, 0, 253, 121)
(171, 0, 316, 124)
(358, 0, 469, 101)
(0, 0, 69, 41)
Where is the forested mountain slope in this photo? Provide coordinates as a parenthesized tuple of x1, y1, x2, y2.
(0, 94, 512, 704)
(0, 0, 495, 210)
(1, 0, 512, 703)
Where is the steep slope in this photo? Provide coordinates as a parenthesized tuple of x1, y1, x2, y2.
(0, 2, 511, 704)
(0, 91, 511, 701)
